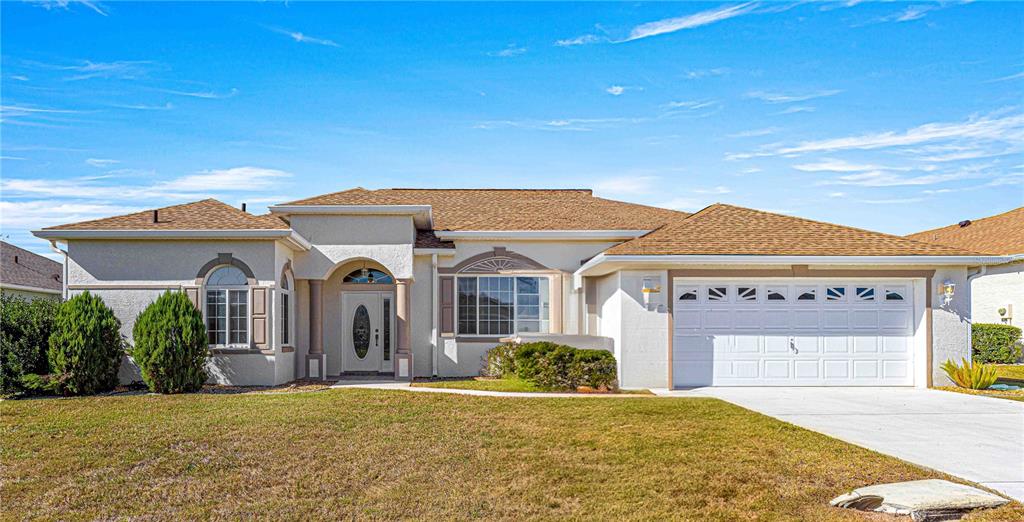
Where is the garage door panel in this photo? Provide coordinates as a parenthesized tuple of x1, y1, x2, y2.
(673, 279, 915, 387)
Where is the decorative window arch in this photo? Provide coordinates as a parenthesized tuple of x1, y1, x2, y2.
(343, 268, 394, 284)
(195, 253, 257, 285)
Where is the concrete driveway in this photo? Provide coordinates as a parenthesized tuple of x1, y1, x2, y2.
(657, 387, 1024, 502)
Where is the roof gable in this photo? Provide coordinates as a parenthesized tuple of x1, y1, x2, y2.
(1, 241, 62, 292)
(279, 188, 687, 231)
(42, 199, 289, 231)
(906, 207, 1024, 255)
(606, 204, 980, 257)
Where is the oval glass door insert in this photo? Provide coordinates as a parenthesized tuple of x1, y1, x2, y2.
(352, 304, 371, 359)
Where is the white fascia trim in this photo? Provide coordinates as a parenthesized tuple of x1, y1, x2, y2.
(573, 253, 1018, 287)
(284, 230, 313, 251)
(0, 283, 61, 295)
(433, 230, 651, 241)
(413, 248, 457, 256)
(34, 229, 297, 241)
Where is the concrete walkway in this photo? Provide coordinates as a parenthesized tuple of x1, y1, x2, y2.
(654, 387, 1024, 502)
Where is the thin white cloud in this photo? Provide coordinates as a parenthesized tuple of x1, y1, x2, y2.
(683, 68, 730, 80)
(0, 201, 137, 229)
(820, 166, 990, 187)
(1, 156, 28, 161)
(657, 197, 704, 212)
(606, 85, 625, 96)
(489, 44, 527, 57)
(85, 158, 119, 168)
(792, 159, 915, 173)
(623, 3, 760, 42)
(774, 106, 816, 115)
(727, 127, 780, 138)
(692, 186, 732, 195)
(157, 87, 239, 99)
(111, 102, 174, 111)
(10, 75, 29, 81)
(555, 34, 603, 47)
(985, 71, 1024, 83)
(268, 27, 339, 47)
(859, 197, 926, 204)
(29, 0, 107, 16)
(664, 100, 717, 110)
(746, 89, 842, 104)
(878, 5, 934, 23)
(157, 167, 290, 192)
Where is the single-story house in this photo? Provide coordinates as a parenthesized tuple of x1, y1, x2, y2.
(1, 240, 62, 300)
(908, 206, 1024, 327)
(33, 188, 1013, 389)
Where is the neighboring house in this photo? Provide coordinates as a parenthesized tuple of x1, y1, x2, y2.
(0, 240, 62, 300)
(33, 189, 1012, 389)
(908, 207, 1024, 327)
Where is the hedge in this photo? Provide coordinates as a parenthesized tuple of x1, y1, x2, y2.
(484, 341, 617, 392)
(132, 291, 209, 393)
(47, 291, 125, 395)
(972, 323, 1022, 364)
(0, 293, 59, 396)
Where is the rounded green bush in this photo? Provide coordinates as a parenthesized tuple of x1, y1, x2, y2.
(972, 323, 1022, 364)
(132, 291, 209, 393)
(48, 291, 124, 395)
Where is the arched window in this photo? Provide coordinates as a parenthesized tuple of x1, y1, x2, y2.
(280, 271, 292, 346)
(343, 268, 393, 284)
(205, 266, 249, 347)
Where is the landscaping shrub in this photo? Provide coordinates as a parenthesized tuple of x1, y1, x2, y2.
(972, 323, 1022, 364)
(486, 341, 619, 392)
(132, 291, 208, 393)
(47, 291, 124, 395)
(941, 358, 998, 390)
(0, 293, 59, 396)
(483, 342, 517, 378)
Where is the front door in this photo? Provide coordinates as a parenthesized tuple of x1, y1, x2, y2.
(341, 292, 394, 373)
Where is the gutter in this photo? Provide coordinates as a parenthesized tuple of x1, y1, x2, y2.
(0, 283, 62, 295)
(32, 229, 312, 252)
(433, 230, 651, 241)
(48, 239, 68, 299)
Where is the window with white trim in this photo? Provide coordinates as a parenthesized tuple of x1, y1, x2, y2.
(455, 276, 550, 335)
(280, 274, 291, 346)
(205, 265, 249, 347)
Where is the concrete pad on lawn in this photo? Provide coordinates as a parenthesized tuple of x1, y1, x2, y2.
(654, 387, 1024, 502)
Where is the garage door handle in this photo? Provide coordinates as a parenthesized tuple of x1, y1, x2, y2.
(789, 337, 799, 354)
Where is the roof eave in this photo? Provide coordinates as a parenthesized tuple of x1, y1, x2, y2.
(268, 204, 434, 229)
(433, 230, 652, 241)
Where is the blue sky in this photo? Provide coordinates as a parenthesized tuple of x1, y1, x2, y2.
(2, 1, 1023, 258)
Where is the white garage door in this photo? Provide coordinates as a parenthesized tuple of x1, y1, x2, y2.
(672, 280, 916, 387)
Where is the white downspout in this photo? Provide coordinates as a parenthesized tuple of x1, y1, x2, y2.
(48, 240, 68, 300)
(431, 253, 439, 376)
(965, 265, 988, 358)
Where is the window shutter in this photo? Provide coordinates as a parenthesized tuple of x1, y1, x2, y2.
(440, 276, 454, 335)
(251, 287, 268, 349)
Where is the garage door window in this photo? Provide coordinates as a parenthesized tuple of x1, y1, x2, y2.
(825, 286, 846, 301)
(708, 287, 728, 301)
(766, 287, 787, 301)
(885, 287, 906, 301)
(797, 287, 817, 301)
(738, 287, 757, 302)
(856, 287, 875, 301)
(679, 287, 698, 301)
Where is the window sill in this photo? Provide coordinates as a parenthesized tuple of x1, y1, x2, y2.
(209, 347, 275, 356)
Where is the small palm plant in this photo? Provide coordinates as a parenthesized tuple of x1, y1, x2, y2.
(941, 358, 998, 390)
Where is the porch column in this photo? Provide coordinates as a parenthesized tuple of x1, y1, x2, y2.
(394, 278, 413, 381)
(306, 279, 326, 380)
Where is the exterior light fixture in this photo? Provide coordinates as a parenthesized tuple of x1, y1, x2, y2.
(641, 277, 662, 311)
(940, 280, 956, 306)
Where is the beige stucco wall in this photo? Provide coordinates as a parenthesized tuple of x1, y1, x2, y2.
(290, 215, 416, 281)
(971, 261, 1023, 327)
(65, 239, 290, 386)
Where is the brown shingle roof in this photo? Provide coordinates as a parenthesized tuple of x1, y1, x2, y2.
(415, 229, 454, 249)
(280, 188, 687, 231)
(1, 241, 62, 292)
(42, 199, 289, 231)
(606, 204, 980, 256)
(906, 207, 1024, 255)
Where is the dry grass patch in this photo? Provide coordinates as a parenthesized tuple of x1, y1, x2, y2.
(935, 386, 1024, 403)
(2, 389, 1020, 521)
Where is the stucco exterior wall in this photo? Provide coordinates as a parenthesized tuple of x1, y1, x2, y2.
(65, 239, 286, 387)
(615, 270, 670, 389)
(931, 266, 971, 386)
(290, 215, 415, 281)
(595, 272, 622, 381)
(411, 255, 434, 377)
(971, 262, 1023, 326)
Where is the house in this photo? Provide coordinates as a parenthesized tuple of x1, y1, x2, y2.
(0, 240, 62, 300)
(32, 188, 1012, 389)
(908, 207, 1024, 327)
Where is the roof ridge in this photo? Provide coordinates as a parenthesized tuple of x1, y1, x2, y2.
(909, 205, 1024, 237)
(388, 188, 593, 192)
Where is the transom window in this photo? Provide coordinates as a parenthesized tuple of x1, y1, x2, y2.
(885, 287, 906, 301)
(456, 276, 550, 335)
(797, 287, 817, 301)
(707, 287, 728, 301)
(856, 287, 875, 301)
(343, 268, 393, 284)
(826, 286, 846, 301)
(766, 287, 787, 301)
(205, 266, 249, 347)
(679, 287, 698, 301)
(737, 286, 757, 302)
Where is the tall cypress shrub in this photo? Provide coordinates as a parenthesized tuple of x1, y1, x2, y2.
(48, 291, 124, 395)
(132, 291, 208, 393)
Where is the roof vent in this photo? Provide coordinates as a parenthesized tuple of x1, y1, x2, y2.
(958, 220, 972, 228)
(13, 255, 18, 264)
(241, 203, 247, 213)
(153, 209, 159, 223)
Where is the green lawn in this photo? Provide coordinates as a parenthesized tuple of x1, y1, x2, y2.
(2, 389, 1020, 521)
(410, 376, 651, 394)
